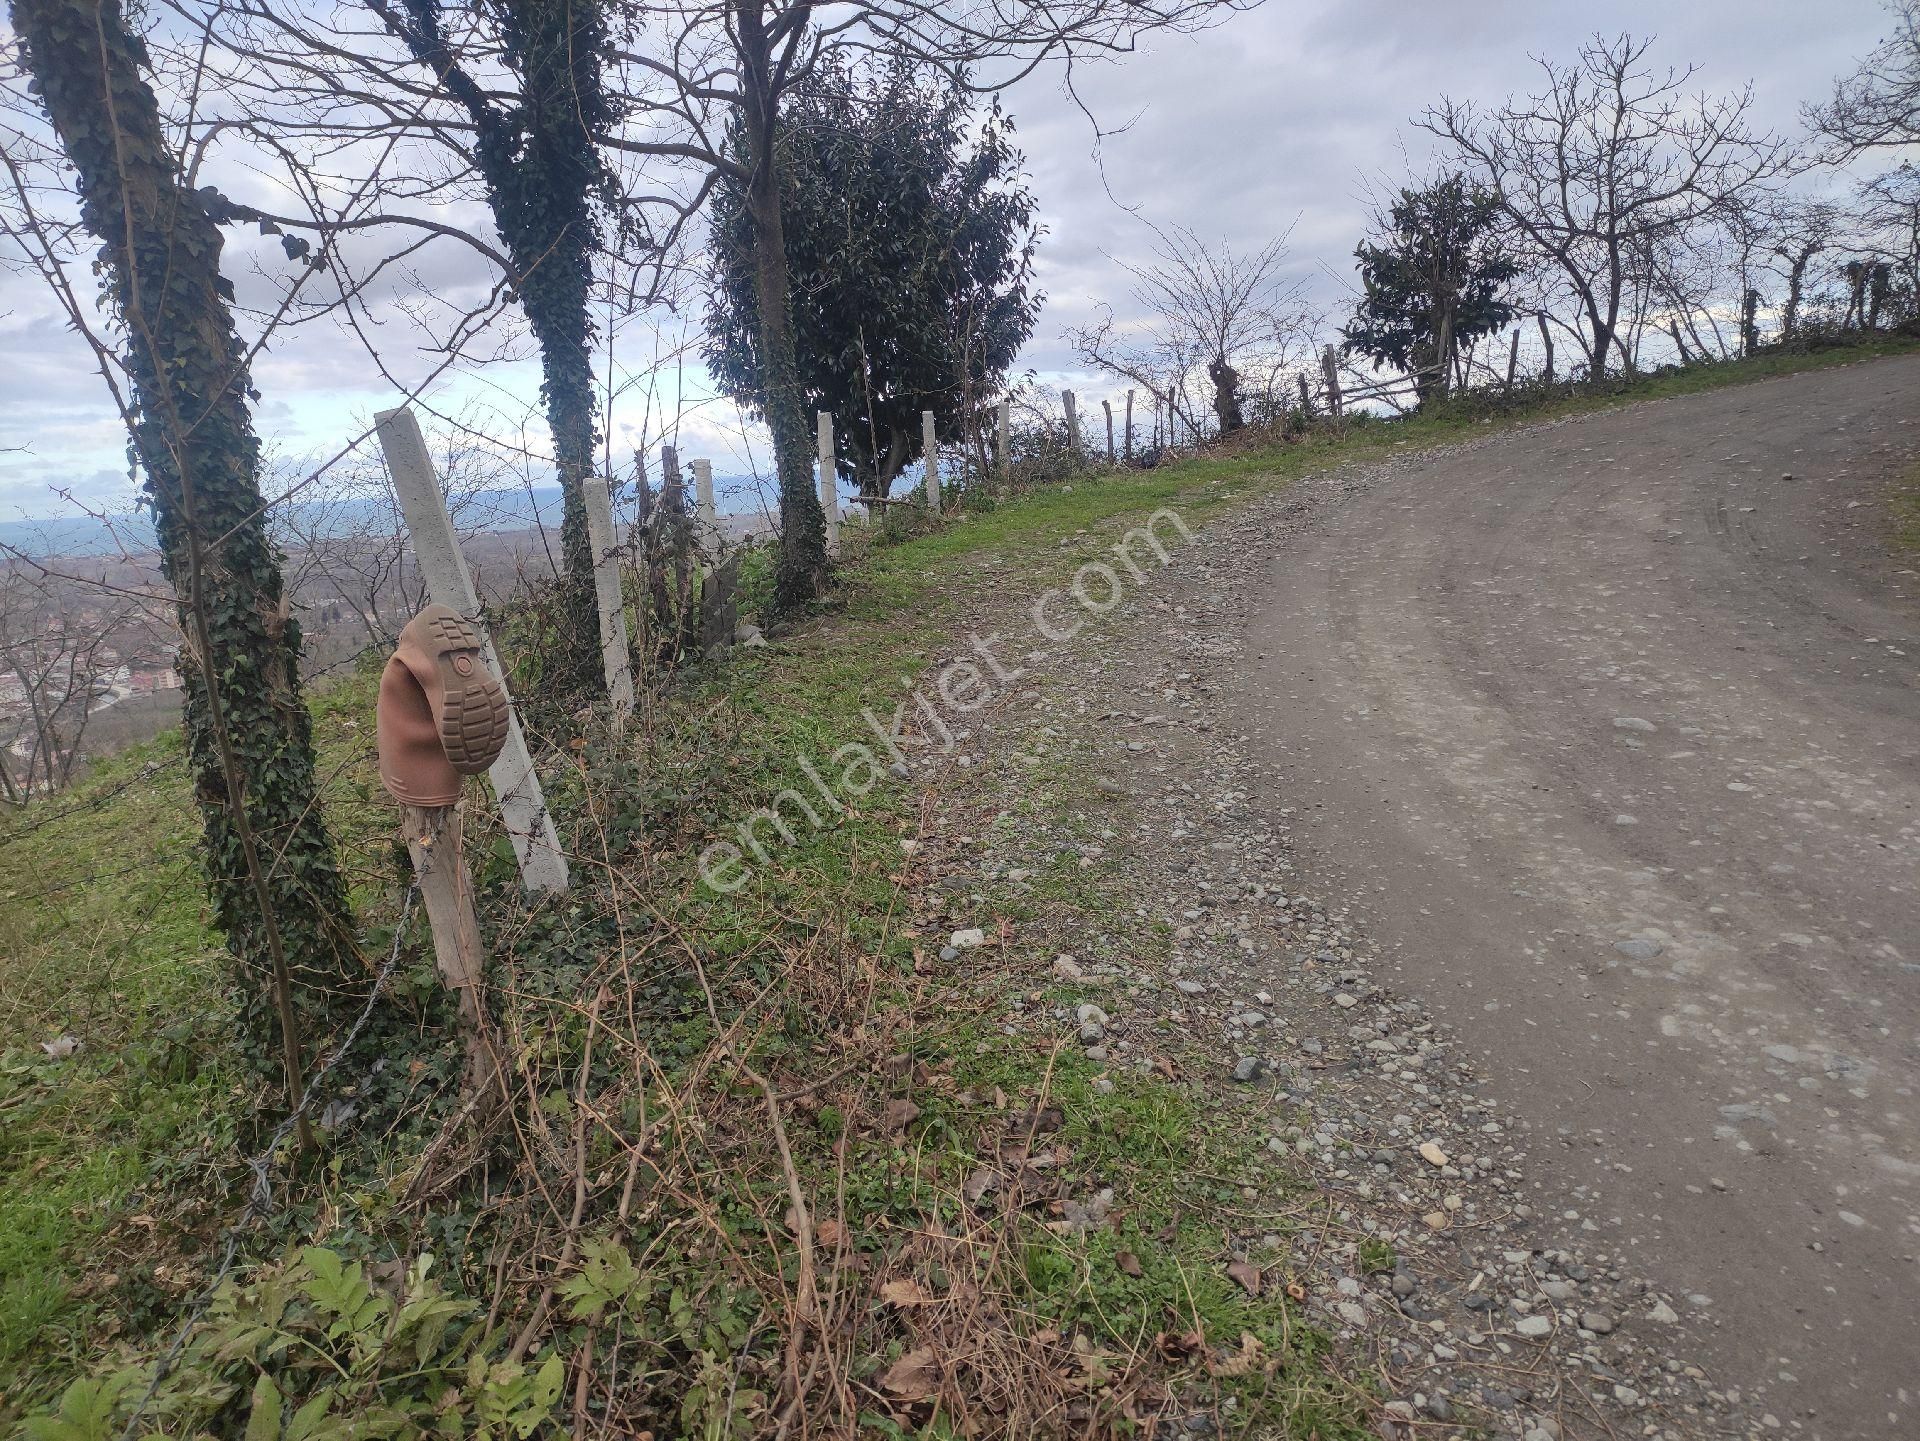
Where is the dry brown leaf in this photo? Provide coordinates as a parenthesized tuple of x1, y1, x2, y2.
(1115, 1250, 1143, 1278)
(878, 1346, 941, 1401)
(879, 1277, 937, 1307)
(814, 1218, 843, 1248)
(1154, 1329, 1203, 1360)
(1226, 1260, 1263, 1296)
(884, 1098, 922, 1134)
(963, 1165, 1000, 1203)
(1208, 1331, 1266, 1378)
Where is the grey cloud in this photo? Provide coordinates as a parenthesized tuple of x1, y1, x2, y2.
(1, 0, 1902, 511)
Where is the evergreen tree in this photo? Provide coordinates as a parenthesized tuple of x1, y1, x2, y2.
(705, 58, 1041, 501)
(1346, 174, 1518, 404)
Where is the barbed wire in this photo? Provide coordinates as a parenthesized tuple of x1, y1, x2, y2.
(116, 879, 421, 1441)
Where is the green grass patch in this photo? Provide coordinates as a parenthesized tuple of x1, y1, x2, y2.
(1890, 465, 1920, 561)
(0, 667, 398, 1384)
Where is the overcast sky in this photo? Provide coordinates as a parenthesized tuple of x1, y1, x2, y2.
(0, 0, 1905, 519)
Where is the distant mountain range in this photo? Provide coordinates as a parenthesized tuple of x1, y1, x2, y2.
(0, 476, 778, 560)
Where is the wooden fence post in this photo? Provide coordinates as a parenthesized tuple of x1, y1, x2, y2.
(1506, 329, 1522, 390)
(921, 410, 939, 510)
(1123, 390, 1134, 462)
(816, 411, 839, 552)
(1102, 398, 1115, 464)
(995, 400, 1011, 484)
(374, 406, 569, 893)
(660, 443, 682, 510)
(692, 458, 718, 541)
(1537, 313, 1555, 384)
(400, 803, 506, 1100)
(1063, 390, 1080, 462)
(1320, 347, 1343, 417)
(581, 474, 635, 717)
(1296, 372, 1314, 418)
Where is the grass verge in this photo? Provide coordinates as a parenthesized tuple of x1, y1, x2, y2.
(2, 339, 1914, 1435)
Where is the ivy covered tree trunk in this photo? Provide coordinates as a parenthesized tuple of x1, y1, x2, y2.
(513, 213, 601, 697)
(745, 159, 829, 608)
(736, 6, 828, 612)
(482, 0, 604, 695)
(12, 0, 355, 1043)
(382, 0, 609, 696)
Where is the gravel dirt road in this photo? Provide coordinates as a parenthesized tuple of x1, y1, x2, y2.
(1237, 356, 1920, 1436)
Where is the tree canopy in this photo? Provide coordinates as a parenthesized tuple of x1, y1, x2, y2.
(1345, 173, 1518, 403)
(704, 57, 1041, 499)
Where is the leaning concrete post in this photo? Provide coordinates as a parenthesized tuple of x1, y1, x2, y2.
(692, 458, 718, 541)
(1320, 346, 1343, 417)
(996, 400, 1011, 483)
(581, 474, 635, 717)
(921, 409, 939, 510)
(1063, 389, 1080, 461)
(374, 406, 569, 893)
(816, 411, 839, 552)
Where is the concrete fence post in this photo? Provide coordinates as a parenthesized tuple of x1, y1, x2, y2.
(921, 410, 939, 510)
(374, 405, 569, 893)
(1063, 389, 1080, 461)
(1102, 398, 1115, 464)
(581, 473, 635, 718)
(692, 458, 718, 541)
(816, 411, 838, 553)
(1123, 389, 1134, 463)
(1320, 346, 1343, 417)
(996, 400, 1011, 484)
(1506, 328, 1522, 390)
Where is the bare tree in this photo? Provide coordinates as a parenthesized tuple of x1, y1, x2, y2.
(599, 0, 1259, 604)
(274, 416, 514, 649)
(0, 558, 168, 794)
(185, 0, 1255, 613)
(1810, 0, 1920, 155)
(1850, 165, 1920, 317)
(1422, 33, 1790, 378)
(1069, 223, 1311, 439)
(1760, 197, 1846, 341)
